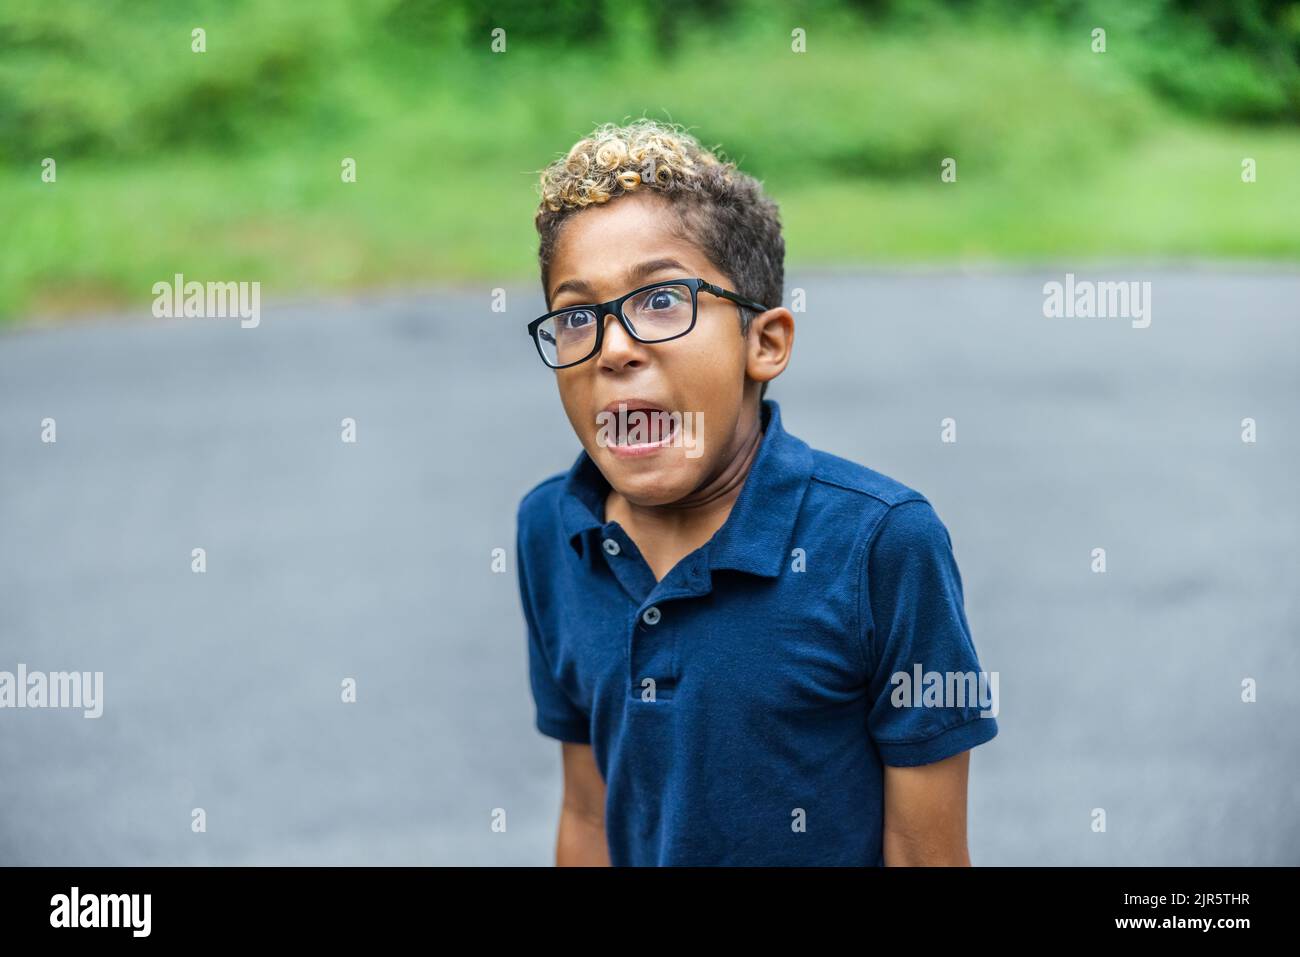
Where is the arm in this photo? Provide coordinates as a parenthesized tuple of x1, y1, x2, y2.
(517, 505, 605, 864)
(556, 742, 610, 866)
(882, 750, 972, 866)
(862, 501, 996, 865)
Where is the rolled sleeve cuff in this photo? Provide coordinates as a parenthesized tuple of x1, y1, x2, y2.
(875, 714, 998, 767)
(535, 710, 591, 744)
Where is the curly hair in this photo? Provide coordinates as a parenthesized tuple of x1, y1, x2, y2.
(533, 119, 784, 353)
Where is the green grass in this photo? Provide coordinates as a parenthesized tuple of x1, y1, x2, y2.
(1, 16, 1297, 322)
(779, 123, 1300, 261)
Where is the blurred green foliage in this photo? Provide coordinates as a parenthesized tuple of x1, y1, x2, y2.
(2, 0, 1296, 163)
(0, 0, 1296, 320)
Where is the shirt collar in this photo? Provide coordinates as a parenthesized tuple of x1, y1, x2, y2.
(559, 398, 814, 577)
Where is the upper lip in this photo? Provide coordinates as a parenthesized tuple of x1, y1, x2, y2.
(601, 398, 668, 416)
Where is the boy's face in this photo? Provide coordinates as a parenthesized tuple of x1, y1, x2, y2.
(545, 192, 784, 507)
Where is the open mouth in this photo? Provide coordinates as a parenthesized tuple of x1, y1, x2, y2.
(598, 400, 679, 455)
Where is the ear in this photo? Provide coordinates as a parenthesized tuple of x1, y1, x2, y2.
(745, 307, 794, 388)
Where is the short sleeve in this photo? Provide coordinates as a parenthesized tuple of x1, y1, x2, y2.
(517, 511, 591, 744)
(861, 500, 997, 767)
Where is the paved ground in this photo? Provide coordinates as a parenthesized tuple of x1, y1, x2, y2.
(1, 266, 1296, 865)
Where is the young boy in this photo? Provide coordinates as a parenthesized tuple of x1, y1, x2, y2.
(517, 119, 997, 866)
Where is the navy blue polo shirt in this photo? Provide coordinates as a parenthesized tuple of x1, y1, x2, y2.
(516, 399, 997, 865)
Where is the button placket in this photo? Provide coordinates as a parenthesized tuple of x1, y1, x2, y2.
(629, 601, 674, 702)
(600, 527, 657, 609)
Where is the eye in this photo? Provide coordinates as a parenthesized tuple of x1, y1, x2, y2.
(562, 309, 596, 330)
(646, 288, 685, 311)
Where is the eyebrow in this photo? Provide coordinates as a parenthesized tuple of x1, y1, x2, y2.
(549, 258, 690, 305)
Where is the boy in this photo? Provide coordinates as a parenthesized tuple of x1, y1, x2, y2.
(517, 119, 997, 866)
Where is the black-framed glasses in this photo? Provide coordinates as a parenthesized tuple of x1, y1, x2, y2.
(527, 277, 769, 369)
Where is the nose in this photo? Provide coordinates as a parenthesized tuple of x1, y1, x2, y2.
(597, 309, 647, 373)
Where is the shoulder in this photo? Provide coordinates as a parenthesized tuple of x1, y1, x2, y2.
(868, 497, 953, 559)
(518, 470, 567, 511)
(516, 470, 568, 533)
(807, 447, 929, 510)
(802, 448, 949, 553)
(515, 471, 570, 589)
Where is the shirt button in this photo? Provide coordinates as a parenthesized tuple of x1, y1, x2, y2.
(642, 606, 661, 626)
(602, 538, 621, 556)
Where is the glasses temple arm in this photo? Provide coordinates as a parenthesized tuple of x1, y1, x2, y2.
(698, 280, 769, 314)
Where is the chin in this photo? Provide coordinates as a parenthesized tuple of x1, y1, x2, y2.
(602, 458, 694, 506)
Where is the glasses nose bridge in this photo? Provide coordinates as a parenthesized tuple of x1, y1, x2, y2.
(595, 297, 644, 362)
(599, 296, 637, 338)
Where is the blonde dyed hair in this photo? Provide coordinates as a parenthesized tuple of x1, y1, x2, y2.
(538, 119, 731, 212)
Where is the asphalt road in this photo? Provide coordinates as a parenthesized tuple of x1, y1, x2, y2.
(1, 266, 1296, 865)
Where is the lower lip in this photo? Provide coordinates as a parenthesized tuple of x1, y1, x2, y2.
(605, 417, 679, 459)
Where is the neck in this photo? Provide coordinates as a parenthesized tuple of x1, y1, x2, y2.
(607, 405, 765, 541)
